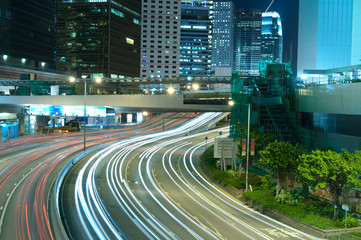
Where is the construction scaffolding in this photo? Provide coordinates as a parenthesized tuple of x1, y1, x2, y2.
(231, 61, 297, 143)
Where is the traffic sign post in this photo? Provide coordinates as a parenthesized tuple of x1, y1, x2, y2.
(342, 204, 349, 238)
(214, 138, 240, 170)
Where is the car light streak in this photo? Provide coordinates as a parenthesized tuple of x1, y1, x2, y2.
(186, 141, 321, 240)
(160, 143, 267, 240)
(73, 113, 222, 239)
(1, 113, 184, 239)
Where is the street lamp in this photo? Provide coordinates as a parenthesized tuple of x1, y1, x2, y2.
(192, 83, 199, 91)
(167, 87, 175, 94)
(230, 100, 251, 192)
(70, 75, 102, 153)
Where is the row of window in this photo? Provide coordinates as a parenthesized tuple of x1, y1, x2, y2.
(142, 37, 178, 43)
(143, 26, 178, 32)
(143, 15, 179, 20)
(143, 0, 179, 4)
(141, 75, 178, 78)
(143, 10, 178, 15)
(142, 69, 177, 73)
(143, 55, 178, 59)
(142, 64, 178, 68)
(143, 20, 178, 24)
(142, 60, 178, 64)
(142, 46, 178, 50)
(143, 49, 177, 53)
(142, 40, 179, 45)
(142, 31, 179, 37)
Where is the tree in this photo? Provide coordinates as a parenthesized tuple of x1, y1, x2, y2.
(234, 122, 277, 177)
(259, 140, 304, 195)
(298, 150, 361, 220)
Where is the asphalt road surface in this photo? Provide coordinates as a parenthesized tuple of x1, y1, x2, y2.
(61, 113, 320, 240)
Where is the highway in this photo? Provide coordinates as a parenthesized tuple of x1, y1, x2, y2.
(61, 113, 321, 240)
(0, 113, 189, 239)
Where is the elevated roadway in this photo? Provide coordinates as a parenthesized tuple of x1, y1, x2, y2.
(0, 95, 230, 113)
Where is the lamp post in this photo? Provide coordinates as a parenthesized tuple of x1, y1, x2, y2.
(81, 75, 88, 153)
(70, 76, 102, 153)
(230, 100, 251, 192)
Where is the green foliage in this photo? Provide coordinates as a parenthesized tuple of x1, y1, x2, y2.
(234, 123, 277, 155)
(261, 175, 276, 189)
(202, 145, 216, 171)
(243, 188, 358, 229)
(335, 215, 360, 228)
(275, 189, 305, 205)
(259, 140, 304, 175)
(239, 172, 263, 187)
(213, 171, 245, 189)
(298, 149, 361, 207)
(226, 169, 238, 178)
(259, 140, 304, 194)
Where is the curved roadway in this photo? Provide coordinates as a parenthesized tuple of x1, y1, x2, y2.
(61, 113, 321, 240)
(0, 113, 187, 239)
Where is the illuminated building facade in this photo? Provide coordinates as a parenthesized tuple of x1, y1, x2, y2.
(211, 0, 234, 76)
(57, 0, 141, 78)
(298, 0, 361, 75)
(140, 0, 181, 79)
(0, 0, 56, 70)
(180, 0, 213, 77)
(261, 12, 283, 63)
(233, 9, 262, 76)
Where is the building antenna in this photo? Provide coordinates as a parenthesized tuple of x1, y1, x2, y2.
(265, 0, 275, 13)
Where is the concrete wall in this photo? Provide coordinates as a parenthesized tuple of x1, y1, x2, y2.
(295, 83, 361, 114)
(296, 83, 361, 151)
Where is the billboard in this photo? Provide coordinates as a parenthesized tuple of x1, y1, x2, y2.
(29, 105, 107, 117)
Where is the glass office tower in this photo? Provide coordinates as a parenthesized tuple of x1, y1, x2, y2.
(56, 0, 141, 78)
(0, 0, 56, 69)
(180, 1, 213, 77)
(233, 9, 262, 76)
(261, 12, 283, 63)
(211, 0, 234, 75)
(298, 0, 361, 75)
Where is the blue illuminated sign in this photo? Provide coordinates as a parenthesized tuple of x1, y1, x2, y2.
(30, 105, 107, 117)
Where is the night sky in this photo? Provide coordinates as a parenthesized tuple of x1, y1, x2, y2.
(233, 0, 299, 73)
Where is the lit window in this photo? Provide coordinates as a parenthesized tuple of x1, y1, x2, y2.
(111, 8, 124, 18)
(126, 38, 134, 45)
(133, 18, 140, 25)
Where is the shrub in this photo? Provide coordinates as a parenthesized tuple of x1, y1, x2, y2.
(240, 172, 263, 187)
(260, 174, 276, 189)
(226, 169, 238, 178)
(336, 215, 360, 228)
(275, 188, 305, 205)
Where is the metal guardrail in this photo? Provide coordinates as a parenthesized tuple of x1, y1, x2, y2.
(326, 226, 361, 240)
(54, 144, 111, 239)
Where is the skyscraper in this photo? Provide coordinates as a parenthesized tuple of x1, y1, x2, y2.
(57, 0, 141, 78)
(298, 0, 361, 75)
(180, 0, 213, 77)
(140, 0, 181, 79)
(211, 0, 234, 76)
(233, 9, 262, 76)
(261, 12, 283, 63)
(0, 0, 56, 70)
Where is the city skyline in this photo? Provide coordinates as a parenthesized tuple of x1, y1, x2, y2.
(234, 0, 299, 73)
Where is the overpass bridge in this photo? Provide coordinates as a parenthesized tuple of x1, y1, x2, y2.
(0, 95, 230, 113)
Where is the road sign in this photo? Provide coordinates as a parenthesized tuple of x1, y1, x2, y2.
(342, 204, 349, 212)
(214, 138, 239, 159)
